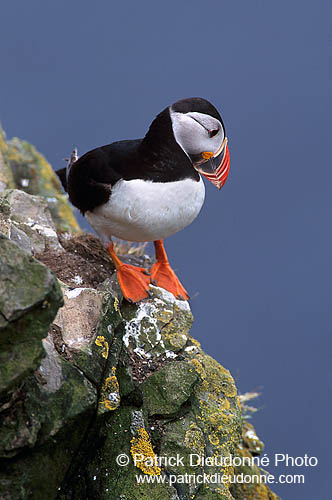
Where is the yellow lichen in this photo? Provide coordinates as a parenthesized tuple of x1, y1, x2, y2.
(130, 428, 161, 475)
(230, 448, 280, 500)
(202, 355, 237, 398)
(99, 367, 120, 411)
(113, 296, 120, 313)
(163, 330, 187, 349)
(0, 129, 15, 189)
(208, 432, 220, 446)
(0, 128, 8, 155)
(190, 358, 206, 379)
(221, 465, 234, 490)
(188, 337, 202, 349)
(185, 352, 242, 499)
(155, 309, 173, 324)
(95, 335, 109, 359)
(207, 406, 236, 430)
(184, 423, 205, 456)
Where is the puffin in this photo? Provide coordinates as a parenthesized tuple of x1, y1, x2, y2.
(56, 97, 230, 303)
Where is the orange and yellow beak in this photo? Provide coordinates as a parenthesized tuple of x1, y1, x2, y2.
(194, 138, 230, 190)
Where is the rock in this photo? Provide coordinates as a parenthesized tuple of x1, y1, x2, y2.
(0, 189, 63, 253)
(0, 334, 97, 499)
(121, 286, 193, 359)
(0, 126, 79, 233)
(229, 421, 280, 500)
(57, 287, 243, 500)
(52, 283, 122, 385)
(0, 235, 63, 397)
(0, 139, 281, 499)
(0, 235, 97, 499)
(143, 361, 199, 416)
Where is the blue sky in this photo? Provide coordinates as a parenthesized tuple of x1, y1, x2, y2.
(1, 1, 331, 498)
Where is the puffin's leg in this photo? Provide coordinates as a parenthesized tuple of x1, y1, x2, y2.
(107, 242, 151, 303)
(150, 240, 189, 300)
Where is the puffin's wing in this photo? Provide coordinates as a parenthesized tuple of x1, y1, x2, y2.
(56, 140, 143, 213)
(56, 146, 121, 213)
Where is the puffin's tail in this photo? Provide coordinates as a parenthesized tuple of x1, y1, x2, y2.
(56, 148, 78, 193)
(56, 167, 68, 191)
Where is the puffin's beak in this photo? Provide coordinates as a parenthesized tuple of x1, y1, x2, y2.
(194, 138, 230, 190)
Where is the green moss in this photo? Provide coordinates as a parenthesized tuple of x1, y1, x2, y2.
(7, 138, 80, 233)
(0, 341, 45, 401)
(0, 236, 63, 396)
(0, 236, 63, 335)
(143, 361, 198, 416)
(59, 406, 176, 500)
(0, 394, 96, 499)
(0, 125, 79, 233)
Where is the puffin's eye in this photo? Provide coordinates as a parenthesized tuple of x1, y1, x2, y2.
(208, 129, 219, 138)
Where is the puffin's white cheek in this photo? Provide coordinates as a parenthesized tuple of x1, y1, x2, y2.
(179, 130, 209, 155)
(172, 120, 205, 155)
(170, 110, 224, 158)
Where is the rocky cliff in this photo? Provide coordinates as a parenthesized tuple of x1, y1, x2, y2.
(0, 128, 280, 500)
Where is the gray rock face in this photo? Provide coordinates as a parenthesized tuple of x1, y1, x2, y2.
(0, 235, 63, 397)
(0, 132, 280, 500)
(0, 189, 63, 254)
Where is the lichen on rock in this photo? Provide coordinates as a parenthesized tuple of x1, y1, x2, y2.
(229, 420, 280, 500)
(99, 366, 121, 412)
(130, 427, 161, 475)
(0, 125, 79, 233)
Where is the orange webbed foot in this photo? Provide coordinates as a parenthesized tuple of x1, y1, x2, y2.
(107, 242, 151, 303)
(116, 263, 151, 303)
(150, 240, 189, 300)
(150, 261, 189, 300)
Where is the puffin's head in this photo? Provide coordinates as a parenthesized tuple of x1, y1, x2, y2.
(169, 97, 230, 189)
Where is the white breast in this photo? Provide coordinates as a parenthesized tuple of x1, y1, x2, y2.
(85, 177, 205, 242)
